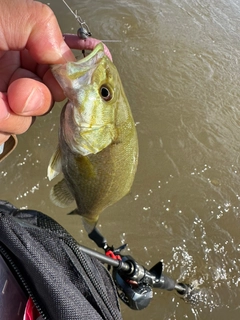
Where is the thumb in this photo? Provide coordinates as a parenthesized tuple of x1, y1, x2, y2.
(0, 0, 75, 64)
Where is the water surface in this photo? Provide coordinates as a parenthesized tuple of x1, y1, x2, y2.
(1, 0, 240, 319)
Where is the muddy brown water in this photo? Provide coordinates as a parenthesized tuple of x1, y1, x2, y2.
(2, 0, 240, 319)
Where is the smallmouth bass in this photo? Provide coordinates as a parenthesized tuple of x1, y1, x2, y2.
(47, 43, 138, 233)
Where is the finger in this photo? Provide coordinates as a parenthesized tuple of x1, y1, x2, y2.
(8, 77, 52, 116)
(63, 35, 113, 61)
(0, 1, 75, 64)
(20, 56, 66, 102)
(0, 93, 32, 134)
(26, 3, 75, 64)
(43, 69, 65, 102)
(20, 49, 38, 74)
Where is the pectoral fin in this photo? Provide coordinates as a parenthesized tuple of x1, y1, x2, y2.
(47, 146, 62, 181)
(50, 178, 75, 208)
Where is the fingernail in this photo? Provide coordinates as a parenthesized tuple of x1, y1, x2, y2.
(0, 143, 4, 155)
(22, 87, 43, 114)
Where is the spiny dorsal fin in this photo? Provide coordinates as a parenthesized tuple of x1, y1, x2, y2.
(50, 178, 75, 208)
(47, 146, 62, 181)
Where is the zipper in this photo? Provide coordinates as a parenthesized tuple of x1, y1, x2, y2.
(0, 238, 121, 320)
(0, 209, 121, 320)
(61, 236, 121, 320)
(0, 243, 49, 320)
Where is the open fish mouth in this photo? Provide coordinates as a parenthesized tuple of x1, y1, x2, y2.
(50, 41, 112, 115)
(79, 42, 105, 64)
(51, 43, 106, 88)
(72, 42, 106, 71)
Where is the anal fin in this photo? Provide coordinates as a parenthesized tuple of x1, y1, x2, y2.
(50, 178, 75, 208)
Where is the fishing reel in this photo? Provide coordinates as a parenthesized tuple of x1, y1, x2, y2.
(111, 254, 155, 310)
(107, 248, 191, 310)
(84, 228, 194, 310)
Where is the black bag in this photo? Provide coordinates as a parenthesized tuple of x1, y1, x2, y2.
(0, 201, 123, 320)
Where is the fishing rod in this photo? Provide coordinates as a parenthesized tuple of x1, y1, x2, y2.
(78, 228, 195, 311)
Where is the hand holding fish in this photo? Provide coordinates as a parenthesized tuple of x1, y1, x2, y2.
(0, 0, 138, 242)
(0, 0, 111, 155)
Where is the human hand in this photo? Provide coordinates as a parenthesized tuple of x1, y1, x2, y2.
(0, 0, 112, 153)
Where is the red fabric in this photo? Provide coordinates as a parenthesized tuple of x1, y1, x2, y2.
(23, 298, 40, 320)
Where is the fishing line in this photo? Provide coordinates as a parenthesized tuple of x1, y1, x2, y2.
(61, 0, 92, 39)
(61, 0, 121, 43)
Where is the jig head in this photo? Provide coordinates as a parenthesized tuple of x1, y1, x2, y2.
(61, 0, 92, 40)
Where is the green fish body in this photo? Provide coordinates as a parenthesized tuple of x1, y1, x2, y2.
(48, 43, 138, 232)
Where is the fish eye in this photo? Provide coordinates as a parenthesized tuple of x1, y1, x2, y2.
(100, 85, 112, 101)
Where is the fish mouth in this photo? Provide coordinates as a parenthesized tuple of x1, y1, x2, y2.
(77, 42, 105, 65)
(51, 42, 105, 87)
